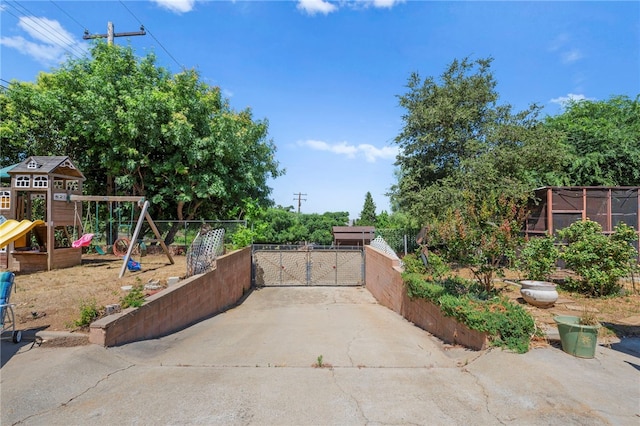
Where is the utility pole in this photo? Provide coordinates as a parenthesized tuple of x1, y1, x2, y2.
(293, 193, 307, 214)
(83, 22, 146, 45)
(82, 22, 145, 199)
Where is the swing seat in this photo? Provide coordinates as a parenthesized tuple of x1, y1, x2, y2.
(72, 233, 95, 248)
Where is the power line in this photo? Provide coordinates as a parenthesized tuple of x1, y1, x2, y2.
(118, 0, 184, 70)
(49, 0, 87, 32)
(4, 1, 86, 60)
(8, 1, 85, 58)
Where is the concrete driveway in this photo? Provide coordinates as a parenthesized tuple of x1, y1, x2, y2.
(1, 286, 639, 425)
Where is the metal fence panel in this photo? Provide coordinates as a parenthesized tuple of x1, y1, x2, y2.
(252, 245, 363, 286)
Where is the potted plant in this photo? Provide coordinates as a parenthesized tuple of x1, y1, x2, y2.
(553, 310, 600, 358)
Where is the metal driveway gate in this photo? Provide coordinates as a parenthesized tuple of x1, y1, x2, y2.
(252, 245, 364, 286)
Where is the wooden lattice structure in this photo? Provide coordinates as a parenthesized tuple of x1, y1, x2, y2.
(525, 186, 640, 254)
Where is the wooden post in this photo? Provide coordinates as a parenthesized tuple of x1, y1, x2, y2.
(546, 187, 553, 235)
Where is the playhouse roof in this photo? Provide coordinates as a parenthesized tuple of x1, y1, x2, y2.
(8, 156, 85, 180)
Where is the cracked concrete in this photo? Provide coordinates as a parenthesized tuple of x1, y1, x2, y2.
(2, 286, 639, 425)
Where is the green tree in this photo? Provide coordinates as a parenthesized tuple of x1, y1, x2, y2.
(544, 95, 640, 186)
(391, 56, 568, 222)
(357, 192, 377, 226)
(239, 207, 348, 245)
(0, 43, 283, 243)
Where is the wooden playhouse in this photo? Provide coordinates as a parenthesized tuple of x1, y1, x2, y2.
(0, 156, 85, 272)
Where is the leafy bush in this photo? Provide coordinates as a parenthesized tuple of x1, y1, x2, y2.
(403, 272, 446, 300)
(402, 253, 427, 275)
(403, 274, 536, 353)
(438, 294, 535, 354)
(230, 225, 257, 249)
(75, 298, 101, 328)
(120, 285, 146, 309)
(516, 234, 559, 280)
(433, 193, 526, 292)
(424, 252, 451, 280)
(558, 220, 638, 297)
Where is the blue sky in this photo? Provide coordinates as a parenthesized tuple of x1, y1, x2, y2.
(1, 1, 639, 220)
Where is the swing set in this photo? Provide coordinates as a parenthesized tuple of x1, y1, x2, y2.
(72, 198, 134, 254)
(71, 195, 174, 278)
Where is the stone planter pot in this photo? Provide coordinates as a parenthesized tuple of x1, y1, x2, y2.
(554, 315, 599, 358)
(520, 280, 558, 308)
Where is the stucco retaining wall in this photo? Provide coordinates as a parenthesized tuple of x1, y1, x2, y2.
(365, 245, 488, 350)
(89, 247, 251, 347)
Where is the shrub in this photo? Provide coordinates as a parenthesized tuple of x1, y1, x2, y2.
(434, 194, 526, 293)
(438, 294, 536, 354)
(558, 220, 638, 297)
(403, 251, 451, 279)
(403, 274, 536, 353)
(516, 234, 559, 280)
(424, 252, 451, 280)
(120, 285, 146, 309)
(403, 272, 446, 300)
(75, 298, 101, 328)
(402, 253, 427, 275)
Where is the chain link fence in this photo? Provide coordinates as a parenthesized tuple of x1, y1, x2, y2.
(375, 228, 421, 256)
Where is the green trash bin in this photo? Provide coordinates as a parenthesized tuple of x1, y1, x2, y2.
(554, 315, 599, 358)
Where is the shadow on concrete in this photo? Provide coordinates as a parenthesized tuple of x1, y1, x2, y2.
(624, 360, 640, 372)
(607, 337, 640, 359)
(0, 326, 47, 368)
(601, 322, 640, 359)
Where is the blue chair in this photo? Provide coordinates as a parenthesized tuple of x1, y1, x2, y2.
(1, 271, 22, 343)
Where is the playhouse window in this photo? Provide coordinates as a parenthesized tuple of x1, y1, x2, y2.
(33, 176, 48, 188)
(0, 190, 10, 210)
(15, 175, 30, 188)
(66, 180, 79, 191)
(27, 159, 39, 169)
(53, 180, 64, 189)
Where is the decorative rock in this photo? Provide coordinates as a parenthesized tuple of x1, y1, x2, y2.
(520, 280, 558, 308)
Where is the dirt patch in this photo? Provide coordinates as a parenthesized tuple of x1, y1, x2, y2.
(10, 253, 187, 332)
(452, 267, 640, 343)
(7, 258, 639, 347)
(498, 279, 640, 343)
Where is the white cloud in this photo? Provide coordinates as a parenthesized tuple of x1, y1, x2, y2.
(152, 0, 196, 14)
(548, 33, 569, 52)
(549, 93, 593, 107)
(549, 33, 584, 65)
(371, 0, 404, 9)
(297, 0, 338, 15)
(561, 49, 583, 64)
(299, 139, 398, 162)
(20, 17, 76, 46)
(0, 16, 87, 66)
(296, 0, 403, 14)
